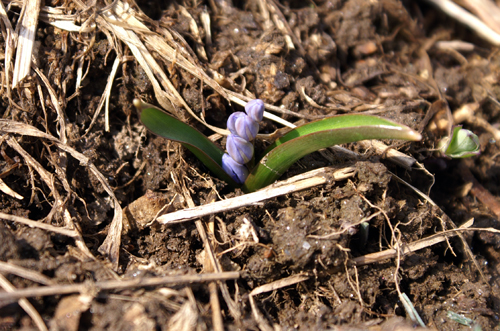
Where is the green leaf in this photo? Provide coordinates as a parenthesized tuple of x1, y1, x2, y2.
(135, 100, 238, 186)
(243, 114, 422, 192)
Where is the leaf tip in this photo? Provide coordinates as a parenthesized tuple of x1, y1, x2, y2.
(133, 98, 143, 111)
(408, 129, 423, 141)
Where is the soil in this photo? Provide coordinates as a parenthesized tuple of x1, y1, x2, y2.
(1, 0, 500, 330)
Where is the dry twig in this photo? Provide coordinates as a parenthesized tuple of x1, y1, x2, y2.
(350, 220, 500, 266)
(0, 212, 78, 237)
(423, 0, 500, 46)
(0, 0, 15, 98)
(180, 177, 225, 331)
(0, 273, 48, 331)
(157, 165, 356, 224)
(0, 261, 55, 285)
(0, 272, 240, 301)
(249, 273, 309, 331)
(0, 178, 23, 199)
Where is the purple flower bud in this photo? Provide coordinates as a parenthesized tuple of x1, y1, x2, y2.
(222, 153, 249, 184)
(245, 99, 264, 122)
(227, 112, 246, 134)
(226, 134, 254, 164)
(227, 112, 259, 141)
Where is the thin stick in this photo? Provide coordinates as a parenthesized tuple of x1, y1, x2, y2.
(86, 56, 121, 133)
(249, 273, 309, 297)
(349, 221, 500, 266)
(460, 0, 500, 35)
(0, 177, 23, 199)
(0, 211, 78, 237)
(249, 273, 309, 331)
(0, 0, 15, 98)
(180, 178, 224, 331)
(249, 295, 274, 331)
(208, 282, 223, 331)
(357, 140, 417, 169)
(157, 166, 356, 224)
(0, 273, 48, 331)
(0, 272, 240, 301)
(33, 66, 67, 143)
(423, 0, 500, 45)
(0, 261, 55, 285)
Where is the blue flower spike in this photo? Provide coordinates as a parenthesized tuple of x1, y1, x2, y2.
(245, 99, 264, 122)
(227, 112, 259, 141)
(226, 134, 254, 164)
(222, 99, 264, 184)
(222, 153, 249, 184)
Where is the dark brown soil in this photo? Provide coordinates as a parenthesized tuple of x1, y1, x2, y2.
(1, 0, 500, 330)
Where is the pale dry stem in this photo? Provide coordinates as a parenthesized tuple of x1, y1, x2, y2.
(0, 260, 55, 286)
(0, 273, 48, 331)
(424, 0, 500, 45)
(0, 211, 78, 237)
(12, 0, 41, 88)
(157, 165, 356, 224)
(0, 1, 15, 99)
(249, 273, 309, 331)
(0, 272, 240, 301)
(459, 0, 500, 35)
(0, 177, 23, 199)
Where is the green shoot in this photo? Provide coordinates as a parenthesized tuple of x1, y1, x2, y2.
(136, 99, 422, 192)
(243, 114, 421, 192)
(134, 100, 238, 186)
(438, 126, 481, 158)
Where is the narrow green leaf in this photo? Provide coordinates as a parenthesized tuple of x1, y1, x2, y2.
(264, 114, 420, 153)
(135, 100, 238, 186)
(243, 114, 421, 192)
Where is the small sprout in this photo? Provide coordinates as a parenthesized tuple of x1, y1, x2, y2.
(227, 112, 259, 141)
(245, 99, 264, 122)
(226, 134, 254, 164)
(222, 153, 249, 184)
(446, 311, 475, 327)
(439, 126, 480, 158)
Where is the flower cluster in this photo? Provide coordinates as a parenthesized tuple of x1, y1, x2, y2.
(222, 99, 264, 184)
